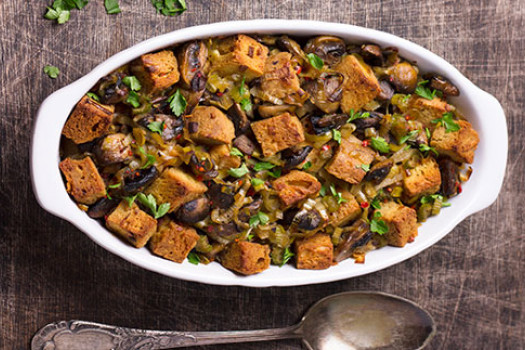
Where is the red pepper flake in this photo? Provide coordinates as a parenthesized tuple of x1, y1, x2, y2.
(247, 188, 255, 196)
(207, 225, 213, 233)
(362, 140, 370, 147)
(135, 172, 140, 176)
(196, 175, 203, 182)
(405, 115, 411, 120)
(163, 123, 167, 129)
(360, 201, 369, 209)
(238, 180, 243, 185)
(191, 67, 197, 72)
(209, 200, 214, 206)
(408, 236, 415, 243)
(457, 182, 462, 194)
(131, 139, 136, 144)
(295, 66, 302, 74)
(246, 155, 251, 159)
(104, 215, 108, 221)
(128, 150, 133, 156)
(386, 187, 392, 193)
(216, 92, 223, 97)
(321, 144, 331, 152)
(354, 255, 365, 264)
(176, 133, 182, 139)
(388, 76, 394, 83)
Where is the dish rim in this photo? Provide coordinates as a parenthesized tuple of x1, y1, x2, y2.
(31, 19, 508, 287)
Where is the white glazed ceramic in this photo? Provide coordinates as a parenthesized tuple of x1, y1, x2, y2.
(31, 20, 507, 287)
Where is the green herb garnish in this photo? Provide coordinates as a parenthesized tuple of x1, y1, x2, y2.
(332, 129, 342, 144)
(419, 144, 439, 156)
(187, 252, 200, 265)
(228, 163, 249, 178)
(249, 211, 270, 227)
(240, 98, 252, 112)
(280, 246, 294, 267)
(253, 162, 275, 171)
(86, 92, 99, 101)
(137, 193, 170, 219)
(347, 109, 370, 123)
(138, 146, 156, 169)
(425, 127, 431, 139)
(239, 75, 247, 96)
(230, 147, 244, 157)
(432, 112, 460, 133)
(104, 0, 121, 14)
(414, 80, 437, 100)
(399, 130, 419, 144)
(123, 194, 138, 207)
(421, 194, 451, 207)
(122, 76, 141, 91)
(43, 65, 60, 78)
(371, 137, 390, 153)
(251, 178, 265, 187)
(107, 183, 121, 189)
(302, 161, 312, 170)
(371, 197, 381, 210)
(358, 164, 370, 172)
(320, 184, 327, 197)
(44, 0, 88, 24)
(330, 184, 347, 204)
(307, 53, 324, 70)
(147, 121, 164, 134)
(151, 0, 187, 16)
(126, 91, 141, 108)
(370, 211, 389, 235)
(268, 168, 281, 178)
(167, 89, 187, 116)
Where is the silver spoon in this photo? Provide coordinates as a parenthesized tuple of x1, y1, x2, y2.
(32, 291, 435, 350)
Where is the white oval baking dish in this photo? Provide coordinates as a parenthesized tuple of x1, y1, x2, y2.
(31, 20, 508, 287)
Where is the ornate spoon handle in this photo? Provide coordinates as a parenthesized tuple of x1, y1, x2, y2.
(32, 320, 302, 350)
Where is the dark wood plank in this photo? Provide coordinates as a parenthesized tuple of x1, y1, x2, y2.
(0, 0, 523, 349)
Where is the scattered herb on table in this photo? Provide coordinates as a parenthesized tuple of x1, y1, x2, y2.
(104, 0, 121, 14)
(151, 0, 187, 16)
(43, 65, 60, 78)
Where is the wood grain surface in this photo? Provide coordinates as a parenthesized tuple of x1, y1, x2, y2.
(1, 0, 523, 349)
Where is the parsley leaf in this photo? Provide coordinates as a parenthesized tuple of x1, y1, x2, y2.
(414, 80, 437, 100)
(123, 194, 138, 207)
(358, 164, 370, 172)
(306, 53, 324, 70)
(347, 109, 370, 123)
(238, 75, 246, 96)
(251, 178, 265, 187)
(65, 0, 89, 9)
(86, 92, 99, 101)
(151, 0, 187, 16)
(267, 168, 281, 178)
(253, 162, 275, 171)
(240, 98, 252, 112)
(419, 144, 439, 156)
(167, 89, 187, 116)
(425, 127, 431, 139)
(280, 246, 294, 267)
(137, 193, 170, 219)
(187, 252, 200, 265)
(399, 130, 419, 144)
(126, 91, 141, 108)
(432, 112, 460, 133)
(230, 147, 244, 157)
(147, 121, 164, 134)
(43, 65, 60, 79)
(249, 211, 270, 227)
(137, 146, 156, 169)
(370, 211, 389, 234)
(302, 161, 312, 170)
(371, 197, 381, 210)
(122, 76, 141, 91)
(107, 183, 121, 189)
(332, 129, 342, 144)
(156, 202, 170, 218)
(104, 0, 121, 14)
(329, 184, 347, 204)
(421, 194, 451, 207)
(371, 137, 390, 153)
(44, 0, 88, 24)
(320, 184, 327, 197)
(228, 163, 249, 178)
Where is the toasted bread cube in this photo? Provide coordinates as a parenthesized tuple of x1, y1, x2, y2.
(376, 201, 418, 247)
(62, 95, 114, 144)
(220, 241, 270, 275)
(212, 35, 269, 80)
(251, 113, 305, 157)
(407, 96, 454, 128)
(144, 167, 207, 213)
(59, 156, 106, 205)
(149, 219, 199, 263)
(403, 157, 442, 199)
(325, 135, 376, 184)
(106, 201, 157, 248)
(295, 233, 333, 270)
(258, 52, 308, 105)
(330, 191, 361, 227)
(131, 50, 180, 95)
(210, 144, 241, 170)
(430, 120, 479, 163)
(186, 106, 235, 145)
(273, 170, 321, 207)
(335, 55, 381, 113)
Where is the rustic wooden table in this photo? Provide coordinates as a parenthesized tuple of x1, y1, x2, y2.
(1, 0, 523, 349)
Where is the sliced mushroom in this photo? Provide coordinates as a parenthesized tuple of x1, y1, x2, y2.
(175, 197, 211, 224)
(294, 210, 323, 232)
(233, 134, 258, 156)
(137, 114, 183, 141)
(365, 160, 393, 184)
(189, 153, 218, 180)
(389, 62, 418, 93)
(87, 197, 120, 219)
(304, 73, 344, 113)
(280, 208, 300, 228)
(237, 197, 263, 222)
(178, 41, 209, 87)
(97, 73, 129, 105)
(207, 182, 235, 209)
(377, 80, 395, 101)
(207, 222, 239, 244)
(360, 44, 383, 66)
(257, 104, 297, 119)
(227, 103, 250, 135)
(122, 166, 159, 194)
(352, 112, 383, 131)
(94, 133, 133, 166)
(282, 145, 313, 170)
(425, 74, 460, 96)
(439, 158, 459, 197)
(334, 219, 373, 262)
(304, 36, 346, 66)
(276, 36, 306, 63)
(310, 113, 348, 135)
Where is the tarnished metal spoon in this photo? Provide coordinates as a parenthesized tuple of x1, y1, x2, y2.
(32, 291, 435, 350)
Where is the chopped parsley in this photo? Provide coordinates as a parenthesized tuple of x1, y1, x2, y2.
(320, 184, 327, 197)
(399, 130, 419, 144)
(44, 0, 89, 24)
(151, 0, 187, 16)
(425, 127, 431, 139)
(107, 183, 121, 189)
(168, 89, 187, 116)
(137, 193, 170, 219)
(123, 194, 138, 207)
(268, 168, 281, 178)
(122, 76, 141, 91)
(43, 65, 60, 78)
(253, 162, 275, 171)
(147, 121, 164, 134)
(126, 91, 141, 108)
(251, 178, 265, 187)
(358, 164, 370, 172)
(238, 75, 247, 96)
(137, 146, 156, 169)
(421, 194, 451, 207)
(104, 0, 121, 14)
(240, 98, 252, 112)
(419, 144, 439, 156)
(332, 129, 342, 144)
(280, 247, 294, 267)
(371, 197, 381, 210)
(414, 80, 437, 100)
(249, 211, 270, 227)
(302, 161, 312, 170)
(330, 184, 347, 204)
(347, 109, 370, 123)
(228, 163, 249, 178)
(432, 112, 460, 133)
(371, 137, 390, 153)
(187, 252, 200, 265)
(306, 53, 324, 70)
(370, 211, 389, 235)
(86, 92, 99, 101)
(230, 147, 244, 157)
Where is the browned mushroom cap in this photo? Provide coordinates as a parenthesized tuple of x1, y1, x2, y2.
(304, 36, 346, 65)
(93, 133, 133, 166)
(97, 73, 129, 105)
(257, 104, 297, 119)
(310, 113, 348, 135)
(175, 197, 211, 224)
(189, 153, 218, 180)
(178, 41, 209, 87)
(425, 74, 460, 96)
(276, 36, 307, 63)
(137, 114, 184, 141)
(360, 44, 383, 66)
(304, 73, 344, 113)
(438, 158, 459, 196)
(389, 62, 418, 93)
(122, 166, 159, 194)
(365, 159, 393, 184)
(282, 145, 314, 170)
(334, 219, 373, 262)
(207, 182, 235, 209)
(227, 103, 250, 135)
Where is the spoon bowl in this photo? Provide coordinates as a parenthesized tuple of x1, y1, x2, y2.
(32, 291, 435, 350)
